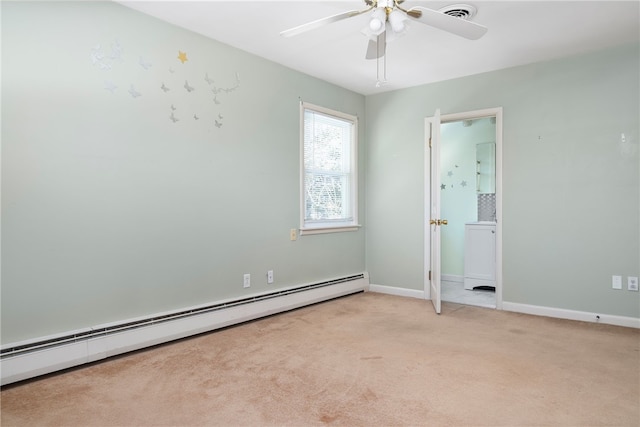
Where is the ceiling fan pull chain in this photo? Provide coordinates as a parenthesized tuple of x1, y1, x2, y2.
(384, 46, 387, 83)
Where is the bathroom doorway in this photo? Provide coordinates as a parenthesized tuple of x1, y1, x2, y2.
(425, 108, 503, 310)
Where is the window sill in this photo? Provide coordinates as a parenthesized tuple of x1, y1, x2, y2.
(299, 225, 361, 236)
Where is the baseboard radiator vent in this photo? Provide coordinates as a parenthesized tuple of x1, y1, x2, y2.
(1, 273, 368, 386)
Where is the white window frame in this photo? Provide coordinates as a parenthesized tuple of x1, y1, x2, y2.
(299, 102, 359, 235)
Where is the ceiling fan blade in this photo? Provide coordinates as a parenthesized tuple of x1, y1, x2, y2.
(365, 31, 387, 60)
(407, 6, 488, 40)
(280, 8, 372, 38)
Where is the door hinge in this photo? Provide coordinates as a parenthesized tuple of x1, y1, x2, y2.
(428, 270, 431, 281)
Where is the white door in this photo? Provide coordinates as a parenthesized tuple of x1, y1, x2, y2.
(429, 109, 442, 314)
(425, 107, 503, 313)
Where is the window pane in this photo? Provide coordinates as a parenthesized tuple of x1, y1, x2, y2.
(301, 103, 357, 230)
(304, 111, 350, 173)
(305, 173, 350, 221)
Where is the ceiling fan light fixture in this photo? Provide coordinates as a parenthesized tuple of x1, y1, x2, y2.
(369, 8, 386, 35)
(385, 20, 409, 44)
(388, 9, 407, 33)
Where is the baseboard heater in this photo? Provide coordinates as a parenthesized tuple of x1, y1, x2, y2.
(1, 273, 368, 386)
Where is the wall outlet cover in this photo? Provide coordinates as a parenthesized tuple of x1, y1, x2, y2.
(628, 276, 638, 291)
(612, 275, 622, 290)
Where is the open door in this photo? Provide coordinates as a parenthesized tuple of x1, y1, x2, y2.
(428, 109, 442, 314)
(426, 107, 503, 314)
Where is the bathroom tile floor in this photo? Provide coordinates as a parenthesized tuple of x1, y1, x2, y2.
(441, 280, 496, 309)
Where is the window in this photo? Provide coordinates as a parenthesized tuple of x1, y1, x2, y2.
(300, 102, 359, 234)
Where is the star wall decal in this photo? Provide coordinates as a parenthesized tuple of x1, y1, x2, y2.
(441, 184, 446, 190)
(461, 181, 467, 187)
(177, 51, 188, 64)
(447, 171, 453, 177)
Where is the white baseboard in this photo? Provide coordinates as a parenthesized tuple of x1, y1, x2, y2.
(368, 284, 425, 299)
(366, 287, 639, 329)
(502, 302, 640, 329)
(1, 274, 369, 386)
(441, 274, 463, 283)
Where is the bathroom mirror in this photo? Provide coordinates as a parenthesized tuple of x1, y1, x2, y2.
(476, 142, 495, 194)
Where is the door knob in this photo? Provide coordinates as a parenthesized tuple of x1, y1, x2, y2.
(430, 219, 448, 226)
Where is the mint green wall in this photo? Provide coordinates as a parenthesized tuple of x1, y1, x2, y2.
(440, 119, 495, 277)
(366, 43, 640, 318)
(2, 3, 639, 346)
(1, 1, 366, 344)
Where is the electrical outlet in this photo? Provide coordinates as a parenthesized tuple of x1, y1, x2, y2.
(290, 228, 297, 241)
(612, 275, 622, 290)
(267, 270, 274, 284)
(628, 276, 638, 292)
(243, 273, 251, 288)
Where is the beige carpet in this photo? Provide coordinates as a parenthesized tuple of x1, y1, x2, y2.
(1, 292, 639, 426)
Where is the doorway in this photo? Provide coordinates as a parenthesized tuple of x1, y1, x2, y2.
(424, 108, 503, 311)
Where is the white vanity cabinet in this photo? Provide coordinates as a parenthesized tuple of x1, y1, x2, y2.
(464, 222, 496, 290)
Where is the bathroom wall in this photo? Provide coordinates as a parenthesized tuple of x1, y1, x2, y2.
(440, 118, 496, 278)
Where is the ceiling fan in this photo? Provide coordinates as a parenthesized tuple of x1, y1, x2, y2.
(280, 0, 488, 60)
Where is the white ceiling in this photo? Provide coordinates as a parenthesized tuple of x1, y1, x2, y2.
(119, 1, 640, 96)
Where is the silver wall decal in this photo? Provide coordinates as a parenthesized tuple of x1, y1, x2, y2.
(104, 80, 117, 94)
(139, 56, 152, 70)
(90, 43, 240, 132)
(128, 84, 141, 98)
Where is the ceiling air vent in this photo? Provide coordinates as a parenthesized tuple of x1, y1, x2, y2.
(438, 4, 478, 20)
